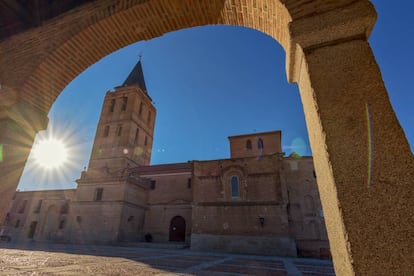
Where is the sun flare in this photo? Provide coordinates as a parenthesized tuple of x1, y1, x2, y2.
(32, 138, 68, 169)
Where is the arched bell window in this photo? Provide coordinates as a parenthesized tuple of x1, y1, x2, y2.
(246, 139, 252, 150)
(109, 99, 115, 112)
(121, 97, 128, 111)
(257, 138, 264, 149)
(103, 125, 110, 137)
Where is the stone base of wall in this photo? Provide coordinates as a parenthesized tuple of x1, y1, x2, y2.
(296, 239, 331, 259)
(190, 234, 297, 257)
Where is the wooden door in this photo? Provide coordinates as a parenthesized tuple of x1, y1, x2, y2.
(169, 216, 186, 242)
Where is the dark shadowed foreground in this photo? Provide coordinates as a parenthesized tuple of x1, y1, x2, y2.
(0, 243, 334, 275)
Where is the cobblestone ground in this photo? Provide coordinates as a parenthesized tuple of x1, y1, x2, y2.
(0, 243, 335, 275)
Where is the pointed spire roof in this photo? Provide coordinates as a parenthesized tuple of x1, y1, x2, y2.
(123, 58, 147, 92)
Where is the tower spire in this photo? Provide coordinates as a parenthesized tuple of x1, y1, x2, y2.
(87, 55, 156, 174)
(123, 55, 147, 92)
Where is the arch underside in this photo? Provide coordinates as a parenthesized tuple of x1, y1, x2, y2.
(0, 0, 355, 114)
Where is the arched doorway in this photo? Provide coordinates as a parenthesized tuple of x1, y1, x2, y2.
(169, 216, 186, 242)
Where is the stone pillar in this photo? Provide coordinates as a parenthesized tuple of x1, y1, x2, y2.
(0, 92, 48, 226)
(287, 1, 414, 275)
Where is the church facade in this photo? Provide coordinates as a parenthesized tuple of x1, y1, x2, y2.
(2, 61, 330, 258)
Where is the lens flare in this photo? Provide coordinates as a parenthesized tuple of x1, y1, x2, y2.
(32, 138, 68, 169)
(291, 137, 306, 156)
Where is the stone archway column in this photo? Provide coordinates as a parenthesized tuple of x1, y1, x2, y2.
(0, 93, 48, 226)
(287, 1, 414, 275)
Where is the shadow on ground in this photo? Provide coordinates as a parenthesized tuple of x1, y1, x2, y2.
(0, 241, 335, 275)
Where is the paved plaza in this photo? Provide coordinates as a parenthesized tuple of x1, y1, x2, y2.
(0, 242, 334, 275)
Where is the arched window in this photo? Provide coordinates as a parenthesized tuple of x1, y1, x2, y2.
(246, 139, 252, 150)
(139, 102, 143, 116)
(109, 99, 115, 112)
(134, 128, 139, 144)
(121, 97, 128, 111)
(231, 176, 240, 198)
(257, 138, 264, 149)
(147, 110, 151, 124)
(117, 125, 123, 136)
(103, 126, 110, 137)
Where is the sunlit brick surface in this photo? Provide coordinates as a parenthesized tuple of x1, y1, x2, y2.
(0, 0, 356, 114)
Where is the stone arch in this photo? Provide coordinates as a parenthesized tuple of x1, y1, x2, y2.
(3, 0, 372, 114)
(0, 1, 413, 275)
(14, 0, 291, 113)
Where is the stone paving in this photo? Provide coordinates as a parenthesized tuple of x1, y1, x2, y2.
(0, 242, 335, 275)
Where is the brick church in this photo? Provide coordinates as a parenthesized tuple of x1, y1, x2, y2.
(2, 60, 330, 258)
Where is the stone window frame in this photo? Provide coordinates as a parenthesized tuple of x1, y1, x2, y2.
(221, 166, 246, 200)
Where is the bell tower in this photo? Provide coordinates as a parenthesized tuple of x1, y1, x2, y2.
(87, 59, 156, 175)
(70, 60, 155, 244)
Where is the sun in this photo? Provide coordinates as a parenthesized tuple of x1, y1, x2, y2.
(32, 138, 68, 169)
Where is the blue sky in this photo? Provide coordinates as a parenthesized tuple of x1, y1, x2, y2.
(18, 0, 413, 191)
